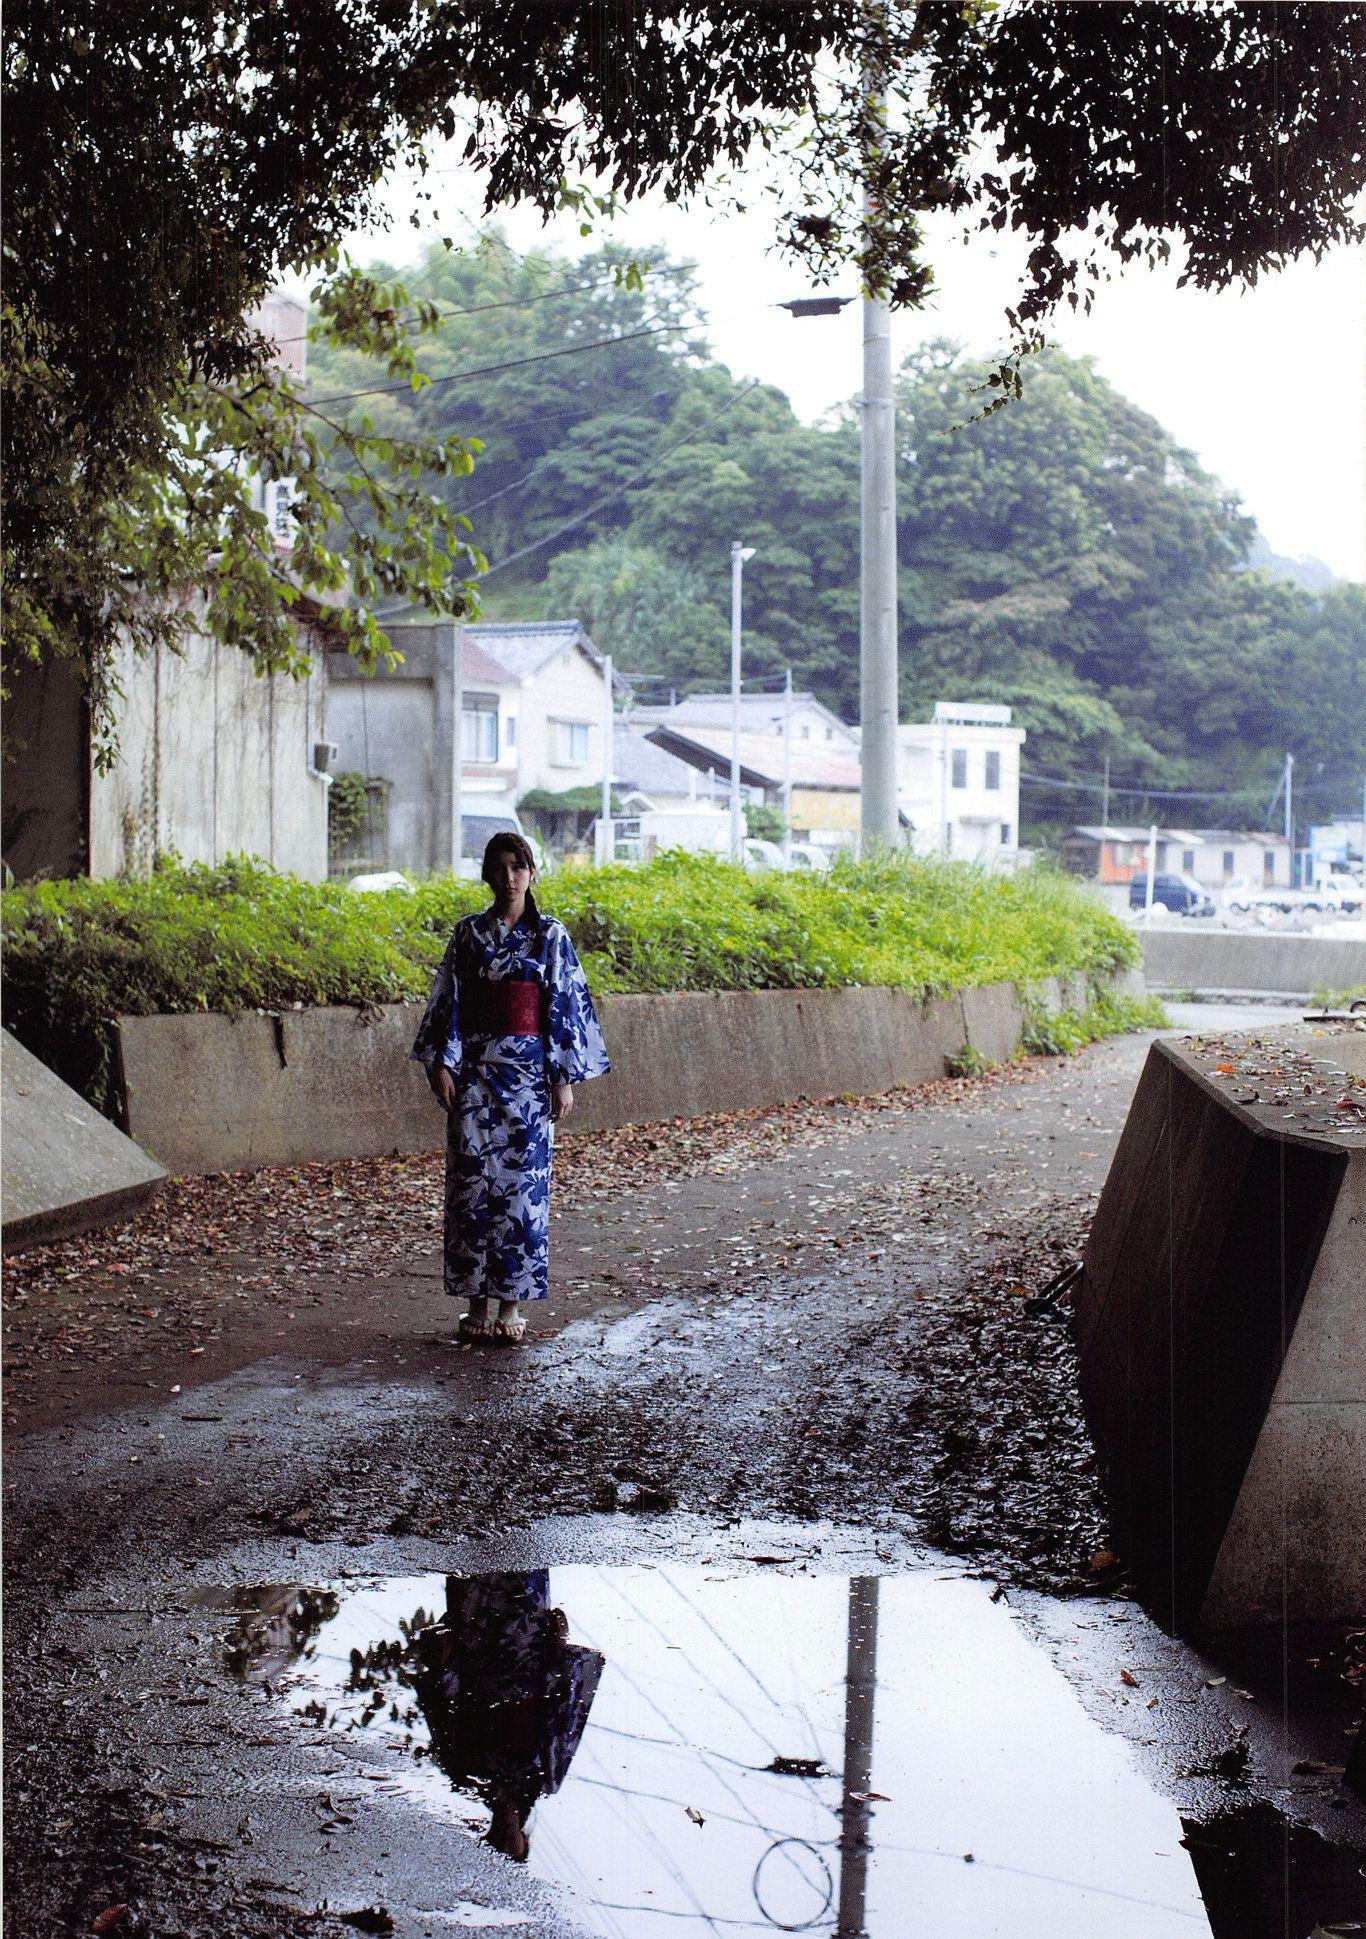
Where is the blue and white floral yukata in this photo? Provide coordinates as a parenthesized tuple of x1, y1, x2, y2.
(411, 899, 610, 1307)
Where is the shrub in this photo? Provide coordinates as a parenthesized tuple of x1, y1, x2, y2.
(2, 849, 1141, 1109)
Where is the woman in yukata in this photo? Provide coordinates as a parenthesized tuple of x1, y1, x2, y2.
(411, 832, 610, 1345)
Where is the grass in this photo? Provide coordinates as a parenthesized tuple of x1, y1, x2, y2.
(2, 849, 1143, 1110)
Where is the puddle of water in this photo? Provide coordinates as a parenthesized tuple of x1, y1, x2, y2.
(217, 1568, 1365, 1938)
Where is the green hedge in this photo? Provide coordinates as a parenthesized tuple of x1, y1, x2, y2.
(2, 851, 1139, 1110)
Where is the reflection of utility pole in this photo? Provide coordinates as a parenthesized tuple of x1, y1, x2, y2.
(836, 1577, 880, 1939)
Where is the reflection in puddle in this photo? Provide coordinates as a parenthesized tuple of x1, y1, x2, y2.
(220, 1569, 1364, 1938)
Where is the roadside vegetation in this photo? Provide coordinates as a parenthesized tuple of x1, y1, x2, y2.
(2, 851, 1147, 1111)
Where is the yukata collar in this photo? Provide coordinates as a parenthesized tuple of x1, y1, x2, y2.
(481, 889, 541, 938)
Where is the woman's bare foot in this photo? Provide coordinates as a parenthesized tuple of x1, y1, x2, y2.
(457, 1298, 492, 1343)
(492, 1300, 526, 1344)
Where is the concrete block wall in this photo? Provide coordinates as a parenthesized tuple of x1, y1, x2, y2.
(1076, 1030, 1365, 1630)
(88, 622, 330, 881)
(114, 972, 1122, 1178)
(1140, 928, 1365, 1000)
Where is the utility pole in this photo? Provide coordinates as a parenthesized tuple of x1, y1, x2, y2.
(835, 1577, 880, 1938)
(730, 541, 755, 862)
(859, 58, 900, 852)
(1283, 751, 1295, 884)
(782, 666, 794, 865)
(1144, 823, 1158, 924)
(600, 652, 614, 867)
(1101, 755, 1111, 831)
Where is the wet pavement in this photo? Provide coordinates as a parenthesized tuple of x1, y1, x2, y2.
(4, 1008, 1364, 1937)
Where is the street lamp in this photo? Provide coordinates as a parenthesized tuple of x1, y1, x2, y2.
(731, 541, 756, 862)
(783, 264, 900, 852)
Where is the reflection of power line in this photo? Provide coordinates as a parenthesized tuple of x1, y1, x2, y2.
(595, 1904, 834, 1932)
(535, 1819, 633, 1939)
(869, 1835, 1207, 1921)
(607, 1573, 798, 1764)
(572, 1770, 834, 1842)
(589, 1720, 839, 1788)
(575, 1602, 821, 1899)
(567, 1745, 729, 1938)
(753, 1837, 835, 1933)
(655, 1569, 833, 1758)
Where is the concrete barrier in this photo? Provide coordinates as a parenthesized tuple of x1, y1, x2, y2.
(1141, 927, 1365, 1000)
(2, 1029, 166, 1250)
(1075, 1024, 1366, 1630)
(114, 970, 1124, 1177)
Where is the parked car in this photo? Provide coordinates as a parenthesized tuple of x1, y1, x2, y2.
(1129, 872, 1215, 916)
(456, 799, 542, 879)
(1305, 873, 1364, 913)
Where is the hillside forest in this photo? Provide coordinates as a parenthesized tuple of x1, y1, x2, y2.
(309, 234, 1365, 838)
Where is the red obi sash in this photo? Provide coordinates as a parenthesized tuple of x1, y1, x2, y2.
(464, 979, 546, 1038)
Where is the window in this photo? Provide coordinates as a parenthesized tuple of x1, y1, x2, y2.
(825, 726, 833, 742)
(1222, 849, 1235, 877)
(985, 750, 1001, 791)
(1001, 823, 1012, 845)
(800, 725, 811, 740)
(1263, 849, 1275, 886)
(553, 719, 591, 765)
(1183, 849, 1195, 873)
(506, 715, 517, 746)
(461, 692, 498, 763)
(951, 748, 968, 789)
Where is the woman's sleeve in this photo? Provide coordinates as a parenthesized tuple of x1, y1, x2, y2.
(410, 928, 464, 1074)
(544, 923, 610, 1086)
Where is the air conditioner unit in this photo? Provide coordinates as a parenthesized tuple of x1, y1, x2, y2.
(313, 740, 338, 772)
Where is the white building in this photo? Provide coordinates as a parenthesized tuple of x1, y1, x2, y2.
(898, 702, 1026, 865)
(326, 619, 616, 874)
(632, 689, 858, 755)
(1062, 824, 1292, 890)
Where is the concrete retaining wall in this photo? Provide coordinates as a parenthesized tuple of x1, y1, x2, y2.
(1076, 1027, 1365, 1630)
(2, 1030, 166, 1251)
(115, 970, 1117, 1177)
(1141, 927, 1365, 999)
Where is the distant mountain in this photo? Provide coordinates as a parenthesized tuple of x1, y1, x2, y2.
(1243, 533, 1339, 594)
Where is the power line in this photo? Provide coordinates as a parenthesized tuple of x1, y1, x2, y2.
(310, 318, 696, 406)
(265, 273, 626, 350)
(1021, 769, 1358, 805)
(479, 381, 762, 579)
(1020, 771, 1261, 805)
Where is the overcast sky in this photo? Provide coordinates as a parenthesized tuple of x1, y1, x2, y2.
(347, 157, 1366, 582)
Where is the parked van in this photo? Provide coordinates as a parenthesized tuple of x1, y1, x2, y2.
(1128, 873, 1215, 917)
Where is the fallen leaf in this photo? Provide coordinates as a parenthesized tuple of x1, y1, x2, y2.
(1119, 1669, 1140, 1687)
(685, 1806, 705, 1827)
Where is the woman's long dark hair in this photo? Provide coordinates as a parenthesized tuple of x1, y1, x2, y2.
(481, 831, 540, 925)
